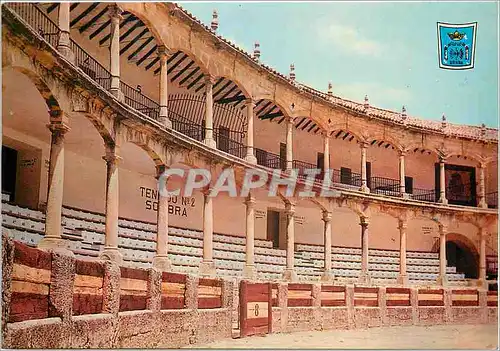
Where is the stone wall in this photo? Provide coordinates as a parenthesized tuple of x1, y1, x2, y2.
(267, 281, 497, 334)
(1, 235, 233, 349)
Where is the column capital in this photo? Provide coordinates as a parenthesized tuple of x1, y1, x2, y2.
(205, 75, 216, 85)
(398, 149, 406, 157)
(439, 154, 448, 163)
(285, 202, 295, 216)
(322, 211, 332, 222)
(359, 216, 369, 227)
(155, 164, 167, 179)
(102, 148, 122, 165)
(360, 141, 369, 149)
(157, 46, 170, 61)
(438, 223, 448, 235)
(108, 4, 123, 21)
(398, 218, 408, 230)
(46, 122, 70, 136)
(479, 227, 488, 238)
(244, 193, 256, 206)
(244, 98, 255, 107)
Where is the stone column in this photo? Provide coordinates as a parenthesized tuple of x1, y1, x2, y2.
(56, 2, 73, 61)
(108, 5, 122, 99)
(399, 151, 406, 196)
(243, 193, 257, 279)
(321, 211, 334, 282)
(478, 228, 487, 288)
(438, 156, 448, 204)
(359, 216, 371, 284)
(360, 142, 369, 193)
(158, 46, 172, 129)
(38, 116, 70, 251)
(283, 202, 297, 281)
(436, 223, 447, 286)
(203, 76, 216, 148)
(153, 165, 171, 271)
(397, 218, 409, 285)
(199, 190, 216, 276)
(478, 163, 487, 208)
(286, 116, 293, 171)
(323, 132, 330, 172)
(244, 99, 257, 164)
(100, 145, 123, 263)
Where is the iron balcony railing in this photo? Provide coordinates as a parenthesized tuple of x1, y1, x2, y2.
(292, 160, 318, 179)
(411, 188, 436, 203)
(70, 40, 111, 91)
(370, 176, 400, 196)
(214, 128, 246, 159)
(255, 149, 284, 169)
(486, 191, 498, 209)
(120, 82, 160, 121)
(6, 3, 60, 48)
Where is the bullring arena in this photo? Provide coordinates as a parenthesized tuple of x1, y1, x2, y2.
(0, 2, 498, 349)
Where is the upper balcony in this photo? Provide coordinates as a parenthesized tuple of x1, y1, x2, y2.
(3, 2, 498, 212)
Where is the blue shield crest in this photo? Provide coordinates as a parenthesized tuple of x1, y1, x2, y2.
(437, 22, 477, 70)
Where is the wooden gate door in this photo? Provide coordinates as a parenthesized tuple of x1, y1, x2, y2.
(239, 281, 272, 337)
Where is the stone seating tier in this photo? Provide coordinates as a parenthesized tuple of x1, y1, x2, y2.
(2, 202, 468, 284)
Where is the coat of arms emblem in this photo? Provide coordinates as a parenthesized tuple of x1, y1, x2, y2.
(437, 22, 477, 70)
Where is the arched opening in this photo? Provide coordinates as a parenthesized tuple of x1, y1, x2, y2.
(2, 66, 58, 209)
(446, 240, 478, 279)
(405, 147, 439, 203)
(365, 139, 400, 196)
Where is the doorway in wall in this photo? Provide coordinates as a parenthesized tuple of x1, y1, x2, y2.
(446, 241, 478, 279)
(2, 145, 18, 201)
(266, 209, 280, 248)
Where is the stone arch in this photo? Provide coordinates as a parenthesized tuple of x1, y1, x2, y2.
(4, 65, 61, 114)
(118, 3, 167, 51)
(122, 127, 168, 167)
(432, 232, 479, 279)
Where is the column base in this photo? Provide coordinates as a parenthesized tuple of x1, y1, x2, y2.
(439, 198, 448, 205)
(242, 265, 258, 280)
(199, 260, 216, 277)
(244, 154, 257, 164)
(476, 278, 488, 290)
(397, 274, 409, 286)
(110, 88, 124, 103)
(360, 185, 370, 193)
(320, 270, 335, 282)
(401, 193, 410, 200)
(100, 247, 123, 265)
(282, 268, 298, 282)
(358, 273, 371, 285)
(152, 255, 172, 272)
(478, 201, 488, 209)
(159, 116, 172, 129)
(436, 275, 448, 286)
(203, 138, 217, 149)
(57, 45, 75, 64)
(37, 237, 74, 256)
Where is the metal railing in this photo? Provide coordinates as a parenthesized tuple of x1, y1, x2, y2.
(120, 82, 160, 120)
(486, 191, 498, 209)
(255, 149, 284, 169)
(6, 3, 60, 48)
(214, 128, 246, 158)
(70, 40, 111, 91)
(292, 160, 318, 179)
(411, 188, 436, 202)
(370, 176, 400, 196)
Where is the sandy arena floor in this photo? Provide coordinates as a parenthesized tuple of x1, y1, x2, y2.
(189, 324, 499, 349)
